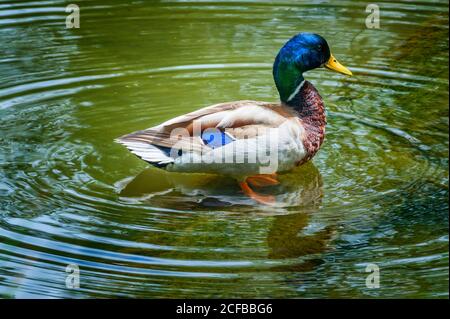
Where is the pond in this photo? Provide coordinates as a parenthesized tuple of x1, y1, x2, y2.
(0, 0, 448, 298)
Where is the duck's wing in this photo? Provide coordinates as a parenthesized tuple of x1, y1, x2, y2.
(116, 100, 292, 168)
(154, 100, 290, 132)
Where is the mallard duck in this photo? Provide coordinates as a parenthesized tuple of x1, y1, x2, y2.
(116, 32, 352, 205)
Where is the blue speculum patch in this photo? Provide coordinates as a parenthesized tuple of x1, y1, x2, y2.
(201, 129, 234, 149)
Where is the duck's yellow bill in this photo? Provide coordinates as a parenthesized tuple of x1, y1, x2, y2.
(324, 54, 352, 76)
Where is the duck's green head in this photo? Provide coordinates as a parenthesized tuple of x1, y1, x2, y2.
(273, 32, 352, 103)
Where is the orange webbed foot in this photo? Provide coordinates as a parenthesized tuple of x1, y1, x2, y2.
(239, 181, 276, 205)
(247, 174, 279, 188)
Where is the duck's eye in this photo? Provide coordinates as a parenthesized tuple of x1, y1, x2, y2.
(317, 45, 322, 51)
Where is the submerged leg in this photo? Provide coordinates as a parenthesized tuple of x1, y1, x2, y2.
(247, 173, 279, 188)
(239, 181, 276, 205)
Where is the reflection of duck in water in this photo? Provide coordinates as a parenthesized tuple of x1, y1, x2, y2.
(267, 164, 334, 273)
(116, 33, 351, 205)
(118, 162, 324, 209)
(118, 162, 333, 273)
(267, 164, 332, 259)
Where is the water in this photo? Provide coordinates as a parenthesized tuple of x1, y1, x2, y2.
(0, 0, 448, 298)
